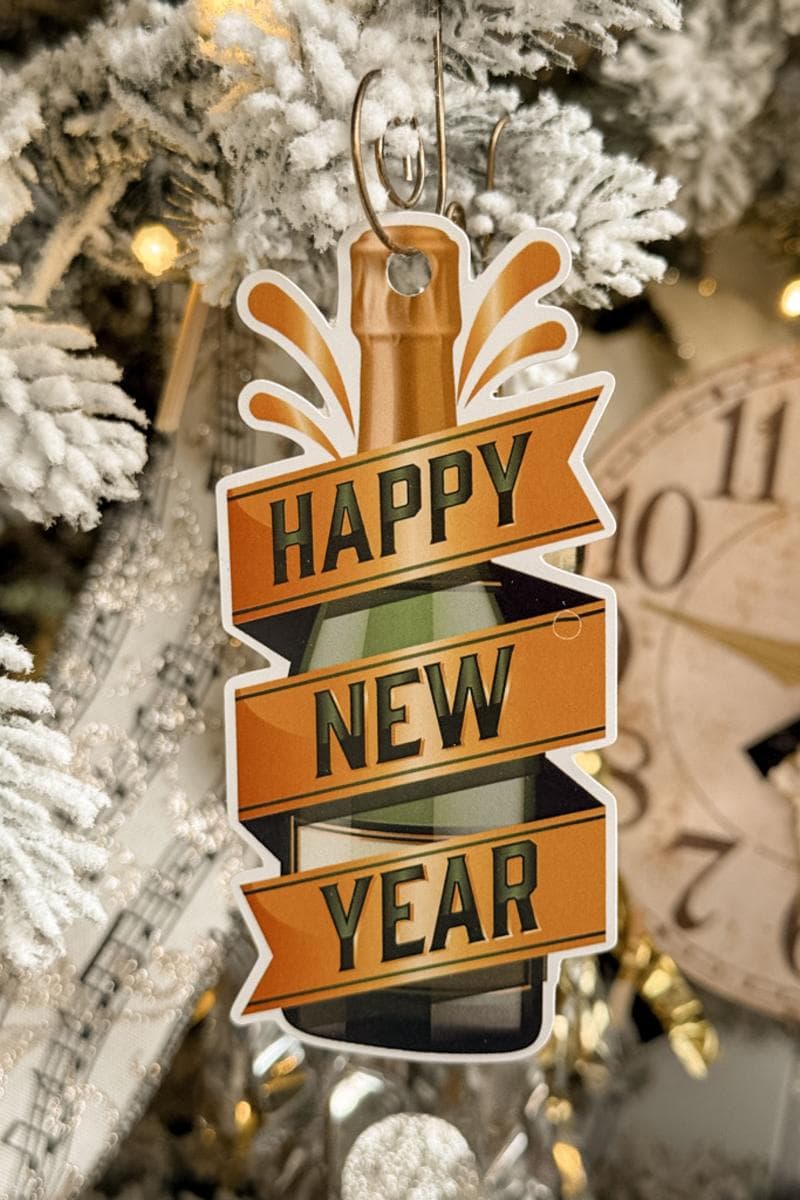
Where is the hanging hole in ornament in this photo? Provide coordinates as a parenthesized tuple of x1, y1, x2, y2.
(552, 610, 582, 640)
(387, 250, 432, 296)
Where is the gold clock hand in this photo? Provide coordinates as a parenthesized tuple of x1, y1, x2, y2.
(646, 602, 800, 686)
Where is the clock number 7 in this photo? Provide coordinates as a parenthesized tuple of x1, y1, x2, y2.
(714, 398, 787, 502)
(668, 832, 738, 930)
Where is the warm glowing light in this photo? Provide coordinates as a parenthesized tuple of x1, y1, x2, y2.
(663, 266, 680, 286)
(551, 1014, 569, 1042)
(195, 0, 287, 41)
(697, 276, 717, 297)
(545, 1096, 573, 1124)
(779, 278, 800, 318)
(669, 1029, 712, 1079)
(191, 988, 217, 1024)
(574, 750, 602, 777)
(131, 223, 179, 277)
(553, 1141, 588, 1198)
(234, 1100, 253, 1127)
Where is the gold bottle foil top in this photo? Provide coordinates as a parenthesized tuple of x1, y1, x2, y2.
(350, 225, 462, 452)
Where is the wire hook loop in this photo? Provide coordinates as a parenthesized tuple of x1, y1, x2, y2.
(374, 118, 427, 211)
(350, 24, 449, 256)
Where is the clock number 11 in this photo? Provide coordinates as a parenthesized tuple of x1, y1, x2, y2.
(603, 397, 788, 586)
(714, 398, 787, 502)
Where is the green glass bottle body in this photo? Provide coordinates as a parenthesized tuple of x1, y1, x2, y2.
(277, 573, 546, 1055)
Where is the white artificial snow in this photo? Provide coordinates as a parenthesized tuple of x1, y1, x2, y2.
(0, 267, 148, 529)
(603, 0, 790, 235)
(191, 0, 682, 304)
(0, 0, 686, 311)
(450, 89, 684, 306)
(0, 81, 41, 247)
(436, 0, 681, 77)
(0, 634, 108, 973)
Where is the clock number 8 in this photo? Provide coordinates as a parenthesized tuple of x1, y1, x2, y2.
(605, 725, 650, 829)
(603, 608, 652, 829)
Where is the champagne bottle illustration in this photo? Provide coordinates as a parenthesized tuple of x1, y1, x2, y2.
(220, 213, 615, 1059)
(251, 227, 558, 1053)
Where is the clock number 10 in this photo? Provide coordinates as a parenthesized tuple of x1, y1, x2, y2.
(604, 486, 699, 591)
(603, 398, 788, 589)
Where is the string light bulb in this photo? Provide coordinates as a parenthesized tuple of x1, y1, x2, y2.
(574, 750, 602, 777)
(131, 223, 179, 277)
(779, 278, 800, 319)
(234, 1099, 253, 1128)
(552, 1141, 588, 1198)
(194, 0, 288, 54)
(191, 988, 217, 1024)
(196, 0, 280, 31)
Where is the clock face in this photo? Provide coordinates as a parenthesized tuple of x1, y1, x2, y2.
(584, 344, 800, 1021)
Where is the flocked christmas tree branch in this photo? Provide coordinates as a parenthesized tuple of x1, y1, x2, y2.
(0, 0, 685, 317)
(0, 634, 108, 973)
(601, 0, 800, 236)
(23, 174, 133, 309)
(0, 265, 148, 529)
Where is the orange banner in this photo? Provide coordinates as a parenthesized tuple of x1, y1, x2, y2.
(224, 386, 604, 628)
(240, 810, 607, 1013)
(234, 601, 606, 823)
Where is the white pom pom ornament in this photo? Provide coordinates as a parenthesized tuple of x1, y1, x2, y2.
(341, 1113, 482, 1200)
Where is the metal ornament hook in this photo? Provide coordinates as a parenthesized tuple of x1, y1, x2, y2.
(350, 69, 407, 255)
(374, 118, 426, 210)
(432, 22, 447, 216)
(350, 26, 449, 256)
(481, 113, 511, 263)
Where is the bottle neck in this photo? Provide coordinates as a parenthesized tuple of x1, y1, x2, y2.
(349, 225, 463, 452)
